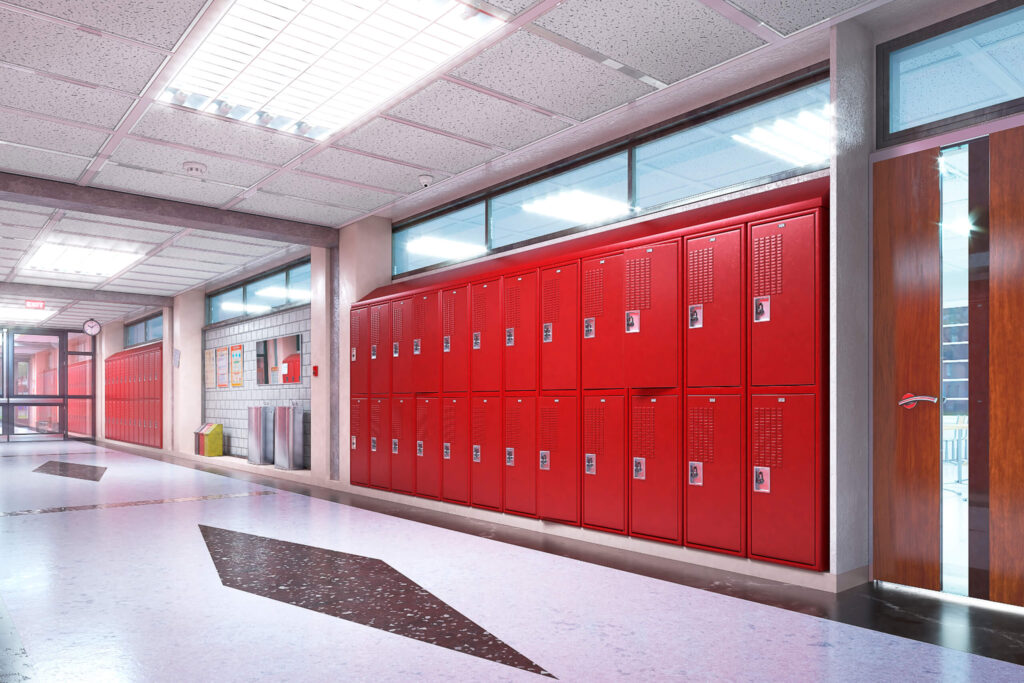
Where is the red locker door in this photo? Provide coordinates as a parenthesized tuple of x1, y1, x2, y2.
(470, 280, 500, 392)
(624, 242, 679, 389)
(369, 398, 391, 488)
(581, 254, 624, 389)
(582, 395, 626, 532)
(503, 396, 536, 516)
(350, 398, 370, 485)
(369, 302, 392, 395)
(470, 397, 501, 510)
(540, 263, 579, 391)
(537, 396, 579, 524)
(350, 307, 370, 395)
(686, 229, 743, 388)
(415, 398, 442, 498)
(684, 394, 744, 554)
(412, 291, 441, 393)
(442, 286, 469, 393)
(749, 394, 819, 567)
(629, 394, 680, 542)
(391, 298, 414, 394)
(390, 398, 416, 493)
(750, 214, 817, 386)
(441, 397, 470, 504)
(503, 271, 537, 391)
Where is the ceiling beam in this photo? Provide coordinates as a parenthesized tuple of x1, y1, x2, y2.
(0, 282, 173, 307)
(0, 172, 338, 247)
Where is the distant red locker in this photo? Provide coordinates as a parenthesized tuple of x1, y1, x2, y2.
(470, 396, 502, 510)
(369, 302, 392, 395)
(441, 398, 470, 504)
(503, 396, 536, 516)
(412, 291, 441, 393)
(629, 394, 680, 543)
(686, 228, 743, 388)
(442, 287, 469, 393)
(684, 394, 744, 554)
(537, 396, 578, 524)
(582, 395, 626, 532)
(391, 298, 414, 394)
(581, 254, 624, 389)
(369, 398, 391, 489)
(350, 306, 370, 395)
(750, 213, 817, 387)
(540, 263, 579, 391)
(415, 398, 441, 499)
(503, 271, 537, 391)
(350, 398, 370, 485)
(390, 397, 416, 493)
(623, 242, 679, 389)
(749, 394, 821, 568)
(470, 280, 501, 392)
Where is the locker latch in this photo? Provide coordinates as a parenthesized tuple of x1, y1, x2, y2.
(473, 445, 481, 462)
(370, 437, 377, 452)
(688, 304, 703, 329)
(392, 342, 399, 358)
(443, 442, 451, 459)
(632, 457, 646, 479)
(689, 461, 703, 486)
(754, 466, 771, 493)
(542, 323, 553, 343)
(505, 328, 515, 347)
(443, 336, 451, 352)
(370, 345, 377, 360)
(753, 296, 771, 323)
(416, 441, 424, 457)
(351, 436, 357, 450)
(413, 339, 421, 355)
(584, 453, 596, 475)
(392, 438, 399, 455)
(351, 347, 356, 362)
(625, 310, 640, 333)
(539, 450, 550, 470)
(472, 332, 481, 349)
(583, 317, 595, 339)
(505, 448, 514, 466)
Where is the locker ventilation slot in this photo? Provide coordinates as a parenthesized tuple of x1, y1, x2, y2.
(631, 404, 655, 459)
(687, 406, 714, 463)
(369, 308, 381, 345)
(753, 234, 784, 296)
(584, 402, 604, 456)
(443, 402, 457, 441)
(370, 402, 382, 437)
(472, 404, 487, 444)
(542, 279, 560, 322)
(472, 286, 490, 329)
(583, 268, 604, 317)
(688, 248, 714, 305)
(351, 314, 361, 344)
(443, 293, 456, 335)
(414, 298, 427, 338)
(540, 404, 560, 451)
(625, 257, 652, 310)
(392, 306, 404, 341)
(392, 411, 402, 440)
(505, 284, 521, 328)
(504, 404, 521, 449)
(753, 407, 783, 468)
(416, 403, 429, 440)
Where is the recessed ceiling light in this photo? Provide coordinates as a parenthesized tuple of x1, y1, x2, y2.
(0, 306, 55, 324)
(25, 243, 144, 277)
(523, 190, 631, 225)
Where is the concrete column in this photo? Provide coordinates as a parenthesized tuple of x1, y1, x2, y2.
(310, 247, 333, 480)
(171, 289, 205, 455)
(161, 306, 174, 450)
(95, 321, 124, 440)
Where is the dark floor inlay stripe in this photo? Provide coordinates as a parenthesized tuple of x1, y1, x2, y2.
(33, 460, 106, 481)
(199, 525, 554, 678)
(0, 491, 275, 517)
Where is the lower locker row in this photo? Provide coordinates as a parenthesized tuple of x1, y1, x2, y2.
(351, 392, 821, 568)
(104, 398, 162, 448)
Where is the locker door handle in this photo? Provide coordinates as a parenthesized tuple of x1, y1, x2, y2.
(898, 393, 938, 409)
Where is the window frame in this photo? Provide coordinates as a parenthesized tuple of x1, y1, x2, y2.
(123, 312, 163, 348)
(204, 258, 312, 326)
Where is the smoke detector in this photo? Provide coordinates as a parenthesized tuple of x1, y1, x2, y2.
(182, 161, 207, 177)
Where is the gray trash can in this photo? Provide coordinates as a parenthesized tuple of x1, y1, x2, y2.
(274, 406, 305, 470)
(247, 406, 275, 465)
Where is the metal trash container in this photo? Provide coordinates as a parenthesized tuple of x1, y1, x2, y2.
(274, 405, 305, 470)
(247, 406, 275, 465)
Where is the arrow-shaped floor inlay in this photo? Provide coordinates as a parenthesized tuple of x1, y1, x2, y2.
(199, 525, 554, 678)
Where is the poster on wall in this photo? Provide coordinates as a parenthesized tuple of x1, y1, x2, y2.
(230, 344, 243, 387)
(204, 349, 216, 389)
(216, 347, 229, 388)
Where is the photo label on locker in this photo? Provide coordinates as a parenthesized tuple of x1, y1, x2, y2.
(632, 456, 646, 480)
(625, 310, 640, 334)
(392, 438, 399, 455)
(539, 450, 550, 470)
(754, 466, 771, 493)
(370, 437, 377, 452)
(584, 453, 596, 475)
(351, 347, 357, 362)
(443, 442, 451, 459)
(505, 447, 515, 466)
(392, 342, 399, 357)
(413, 339, 421, 355)
(753, 296, 771, 323)
(416, 440, 424, 457)
(583, 317, 595, 339)
(370, 345, 377, 360)
(542, 323, 553, 343)
(688, 304, 703, 329)
(505, 327, 515, 347)
(689, 461, 703, 486)
(443, 335, 451, 352)
(472, 332, 481, 349)
(473, 444, 481, 462)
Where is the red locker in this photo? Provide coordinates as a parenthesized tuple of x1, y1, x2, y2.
(369, 302, 392, 395)
(750, 214, 817, 387)
(686, 229, 743, 388)
(390, 397, 416, 493)
(442, 286, 469, 393)
(350, 306, 370, 395)
(470, 280, 500, 392)
(412, 291, 441, 393)
(536, 396, 578, 524)
(684, 394, 744, 554)
(749, 394, 820, 567)
(581, 254, 624, 389)
(503, 271, 537, 391)
(391, 298, 414, 394)
(503, 396, 536, 516)
(441, 397, 470, 504)
(350, 398, 370, 485)
(623, 242, 679, 389)
(470, 396, 501, 510)
(582, 395, 626, 532)
(369, 398, 391, 489)
(415, 398, 442, 498)
(629, 394, 680, 543)
(540, 263, 579, 391)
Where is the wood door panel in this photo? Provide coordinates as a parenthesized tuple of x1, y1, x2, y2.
(872, 149, 942, 591)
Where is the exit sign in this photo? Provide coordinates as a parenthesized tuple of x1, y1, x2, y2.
(25, 300, 45, 309)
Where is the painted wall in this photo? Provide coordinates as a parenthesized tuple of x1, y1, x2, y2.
(172, 289, 204, 454)
(96, 321, 124, 440)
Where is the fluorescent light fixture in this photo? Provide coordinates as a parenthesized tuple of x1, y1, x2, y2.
(220, 301, 272, 314)
(732, 104, 833, 168)
(522, 190, 631, 225)
(0, 306, 54, 324)
(24, 243, 144, 277)
(165, 1, 505, 140)
(406, 236, 487, 260)
(254, 286, 311, 301)
(942, 217, 974, 236)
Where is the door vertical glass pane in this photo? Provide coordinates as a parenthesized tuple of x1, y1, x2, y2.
(13, 334, 59, 396)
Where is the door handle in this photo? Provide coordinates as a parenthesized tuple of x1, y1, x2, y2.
(899, 393, 938, 409)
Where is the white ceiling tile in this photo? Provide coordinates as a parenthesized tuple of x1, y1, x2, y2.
(261, 173, 399, 212)
(731, 0, 868, 35)
(92, 164, 245, 207)
(0, 225, 38, 240)
(297, 147, 449, 193)
(338, 118, 501, 174)
(132, 104, 315, 165)
(451, 30, 655, 120)
(0, 199, 52, 215)
(0, 8, 166, 93)
(110, 138, 273, 188)
(0, 65, 135, 129)
(0, 144, 89, 181)
(234, 192, 362, 227)
(0, 110, 110, 156)
(0, 207, 50, 228)
(55, 217, 179, 244)
(388, 80, 570, 150)
(171, 234, 280, 256)
(488, 0, 539, 13)
(536, 0, 766, 84)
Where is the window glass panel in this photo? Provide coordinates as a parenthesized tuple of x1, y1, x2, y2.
(67, 356, 94, 396)
(287, 262, 312, 303)
(67, 399, 93, 438)
(889, 5, 1024, 134)
(393, 203, 486, 276)
(146, 315, 163, 341)
(489, 154, 629, 250)
(245, 272, 288, 313)
(67, 332, 93, 353)
(635, 81, 831, 211)
(13, 404, 61, 436)
(13, 334, 59, 396)
(209, 287, 244, 324)
(126, 322, 146, 347)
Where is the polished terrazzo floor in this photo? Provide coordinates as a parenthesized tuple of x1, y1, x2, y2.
(2, 441, 1023, 682)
